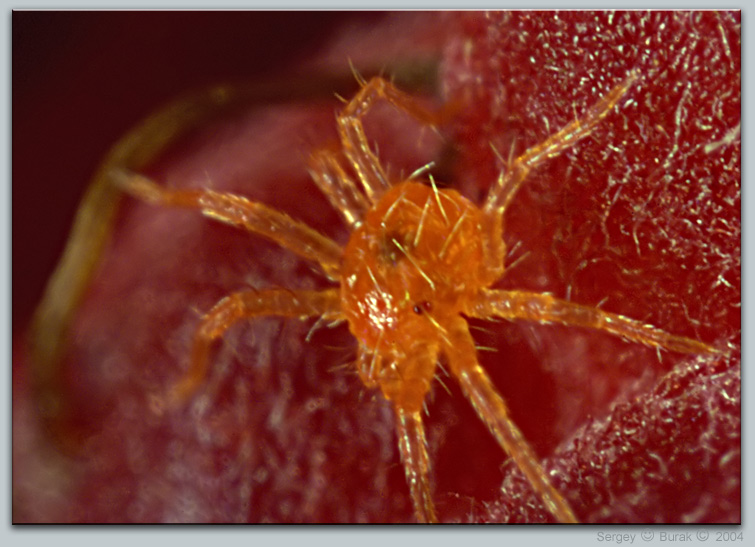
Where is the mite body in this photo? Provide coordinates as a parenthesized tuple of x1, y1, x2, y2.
(118, 73, 716, 523)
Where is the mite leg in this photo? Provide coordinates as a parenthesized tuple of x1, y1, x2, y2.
(114, 170, 343, 281)
(337, 76, 443, 202)
(169, 288, 342, 405)
(394, 407, 438, 523)
(308, 148, 370, 229)
(484, 71, 639, 214)
(468, 289, 718, 354)
(443, 316, 578, 523)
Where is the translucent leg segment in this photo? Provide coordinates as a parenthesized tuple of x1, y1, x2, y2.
(114, 170, 343, 280)
(337, 76, 443, 202)
(484, 71, 640, 214)
(395, 407, 438, 523)
(308, 148, 370, 229)
(468, 289, 718, 354)
(443, 316, 578, 523)
(170, 288, 342, 404)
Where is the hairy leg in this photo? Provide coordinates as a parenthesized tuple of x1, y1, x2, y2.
(114, 170, 343, 280)
(468, 289, 718, 354)
(337, 76, 442, 202)
(308, 148, 370, 228)
(443, 315, 578, 522)
(484, 71, 639, 214)
(395, 407, 437, 523)
(169, 288, 343, 404)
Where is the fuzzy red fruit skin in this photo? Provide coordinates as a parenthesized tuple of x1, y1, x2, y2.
(14, 11, 739, 523)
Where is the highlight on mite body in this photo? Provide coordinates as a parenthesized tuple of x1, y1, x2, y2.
(115, 69, 717, 523)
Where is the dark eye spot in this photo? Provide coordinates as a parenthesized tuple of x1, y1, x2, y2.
(413, 301, 432, 315)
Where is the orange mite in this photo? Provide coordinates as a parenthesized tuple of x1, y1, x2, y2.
(116, 72, 717, 523)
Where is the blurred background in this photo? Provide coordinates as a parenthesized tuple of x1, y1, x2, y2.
(13, 11, 384, 332)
